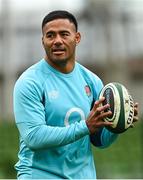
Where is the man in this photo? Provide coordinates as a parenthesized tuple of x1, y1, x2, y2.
(13, 10, 139, 179)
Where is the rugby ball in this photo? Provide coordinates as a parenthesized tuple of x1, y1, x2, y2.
(99, 82, 134, 133)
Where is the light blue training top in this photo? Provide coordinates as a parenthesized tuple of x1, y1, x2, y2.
(13, 59, 118, 179)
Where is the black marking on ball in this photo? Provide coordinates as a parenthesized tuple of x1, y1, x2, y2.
(102, 88, 114, 119)
(106, 83, 126, 134)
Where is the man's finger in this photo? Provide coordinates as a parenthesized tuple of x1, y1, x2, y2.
(92, 97, 105, 110)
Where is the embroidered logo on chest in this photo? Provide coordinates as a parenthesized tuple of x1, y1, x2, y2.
(48, 90, 59, 100)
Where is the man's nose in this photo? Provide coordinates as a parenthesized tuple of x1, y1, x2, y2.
(54, 34, 63, 45)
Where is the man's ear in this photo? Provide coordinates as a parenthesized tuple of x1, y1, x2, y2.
(75, 32, 81, 44)
(42, 37, 44, 46)
(42, 36, 44, 44)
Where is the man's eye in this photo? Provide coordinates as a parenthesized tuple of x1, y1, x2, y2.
(46, 34, 54, 38)
(61, 32, 69, 37)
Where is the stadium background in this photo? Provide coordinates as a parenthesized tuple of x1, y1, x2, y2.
(0, 0, 142, 178)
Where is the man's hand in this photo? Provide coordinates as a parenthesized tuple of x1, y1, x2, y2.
(86, 97, 113, 134)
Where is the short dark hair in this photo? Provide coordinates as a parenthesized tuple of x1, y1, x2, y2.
(42, 10, 78, 32)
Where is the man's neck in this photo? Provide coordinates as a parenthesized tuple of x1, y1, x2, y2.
(45, 57, 75, 74)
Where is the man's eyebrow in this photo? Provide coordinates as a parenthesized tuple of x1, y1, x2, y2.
(46, 30, 55, 34)
(46, 29, 71, 33)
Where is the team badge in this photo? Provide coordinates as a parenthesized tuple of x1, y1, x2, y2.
(85, 85, 91, 97)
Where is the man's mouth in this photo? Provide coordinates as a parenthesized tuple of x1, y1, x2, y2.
(52, 48, 66, 55)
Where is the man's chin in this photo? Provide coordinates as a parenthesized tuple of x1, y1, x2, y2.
(51, 58, 68, 66)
